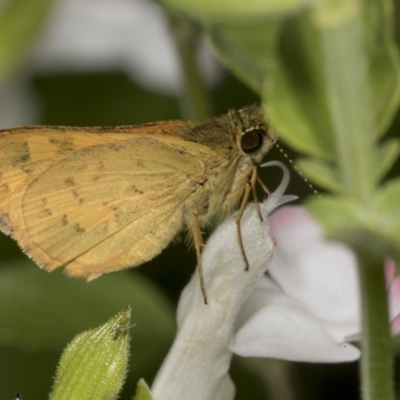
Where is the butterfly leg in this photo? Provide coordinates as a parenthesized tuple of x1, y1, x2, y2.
(191, 212, 208, 304)
(257, 176, 271, 196)
(235, 166, 260, 271)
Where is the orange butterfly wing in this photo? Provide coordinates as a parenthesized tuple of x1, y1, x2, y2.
(0, 122, 213, 278)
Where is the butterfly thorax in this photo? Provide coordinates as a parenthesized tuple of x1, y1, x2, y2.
(178, 104, 273, 226)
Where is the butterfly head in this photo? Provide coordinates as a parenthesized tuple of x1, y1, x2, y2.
(232, 105, 275, 165)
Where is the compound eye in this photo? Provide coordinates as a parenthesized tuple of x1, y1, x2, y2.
(240, 129, 264, 154)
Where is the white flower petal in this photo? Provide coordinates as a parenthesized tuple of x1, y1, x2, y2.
(151, 201, 276, 400)
(0, 77, 39, 128)
(234, 276, 280, 331)
(261, 161, 298, 210)
(269, 207, 360, 324)
(151, 163, 296, 399)
(32, 0, 221, 94)
(232, 285, 360, 363)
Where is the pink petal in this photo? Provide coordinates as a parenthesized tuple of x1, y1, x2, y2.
(269, 206, 323, 251)
(391, 314, 400, 336)
(388, 275, 400, 321)
(385, 258, 395, 288)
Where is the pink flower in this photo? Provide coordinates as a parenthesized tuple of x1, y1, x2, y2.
(386, 258, 400, 335)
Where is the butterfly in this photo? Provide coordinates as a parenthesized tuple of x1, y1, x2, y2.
(0, 104, 274, 302)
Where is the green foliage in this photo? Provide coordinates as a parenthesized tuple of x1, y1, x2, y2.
(1, 0, 400, 398)
(0, 0, 54, 83)
(132, 379, 154, 400)
(0, 259, 175, 371)
(162, 0, 305, 19)
(50, 307, 131, 400)
(162, 0, 400, 399)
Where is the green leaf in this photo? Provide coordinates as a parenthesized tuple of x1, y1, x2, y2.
(204, 0, 400, 198)
(206, 19, 280, 93)
(132, 379, 154, 400)
(296, 138, 400, 194)
(307, 179, 400, 258)
(296, 157, 343, 193)
(0, 0, 54, 83)
(264, 0, 400, 197)
(263, 14, 337, 160)
(364, 0, 400, 135)
(373, 138, 400, 182)
(372, 179, 400, 240)
(266, 3, 379, 198)
(50, 307, 131, 400)
(306, 195, 359, 235)
(0, 259, 175, 376)
(162, 0, 308, 19)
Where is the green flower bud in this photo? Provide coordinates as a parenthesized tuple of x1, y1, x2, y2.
(133, 379, 154, 400)
(50, 306, 131, 400)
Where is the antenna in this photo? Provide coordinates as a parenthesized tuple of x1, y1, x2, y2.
(266, 131, 320, 197)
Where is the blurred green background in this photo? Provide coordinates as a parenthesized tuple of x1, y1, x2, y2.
(0, 0, 399, 399)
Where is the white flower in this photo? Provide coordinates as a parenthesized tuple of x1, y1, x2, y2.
(32, 0, 221, 94)
(151, 161, 295, 400)
(148, 162, 400, 400)
(232, 207, 400, 363)
(0, 0, 222, 127)
(232, 205, 361, 362)
(151, 162, 400, 399)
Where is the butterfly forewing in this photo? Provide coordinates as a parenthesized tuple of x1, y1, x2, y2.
(0, 127, 127, 233)
(0, 125, 213, 277)
(0, 121, 190, 230)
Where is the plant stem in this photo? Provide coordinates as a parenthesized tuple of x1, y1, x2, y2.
(168, 12, 211, 121)
(357, 251, 394, 400)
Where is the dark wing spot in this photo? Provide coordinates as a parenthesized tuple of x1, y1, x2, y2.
(74, 223, 85, 234)
(61, 214, 68, 226)
(76, 164, 88, 171)
(49, 138, 74, 152)
(108, 142, 126, 151)
(11, 141, 30, 166)
(64, 177, 76, 187)
(17, 153, 31, 163)
(131, 185, 144, 195)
